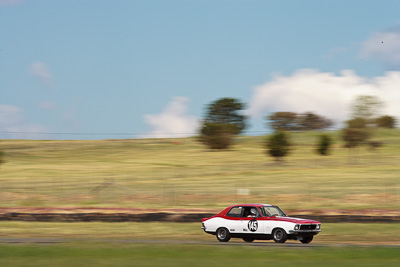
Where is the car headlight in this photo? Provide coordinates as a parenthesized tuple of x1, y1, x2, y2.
(294, 224, 300, 230)
(316, 224, 321, 230)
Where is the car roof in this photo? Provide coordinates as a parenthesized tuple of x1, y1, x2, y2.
(216, 204, 276, 217)
(232, 203, 274, 207)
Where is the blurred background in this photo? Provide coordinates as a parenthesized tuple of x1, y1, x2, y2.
(1, 0, 399, 265)
(0, 128, 398, 212)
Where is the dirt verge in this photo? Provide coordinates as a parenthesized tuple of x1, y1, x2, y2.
(0, 212, 398, 223)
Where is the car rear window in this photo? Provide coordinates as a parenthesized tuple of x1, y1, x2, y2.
(226, 207, 243, 217)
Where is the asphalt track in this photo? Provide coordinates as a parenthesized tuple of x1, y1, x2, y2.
(0, 238, 398, 248)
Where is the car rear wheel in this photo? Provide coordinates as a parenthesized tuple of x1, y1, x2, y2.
(242, 237, 254, 243)
(273, 228, 287, 243)
(216, 228, 231, 242)
(300, 235, 313, 244)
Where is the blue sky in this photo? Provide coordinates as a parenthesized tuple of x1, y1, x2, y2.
(1, 0, 400, 139)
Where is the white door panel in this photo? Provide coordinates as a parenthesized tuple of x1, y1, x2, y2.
(238, 218, 261, 234)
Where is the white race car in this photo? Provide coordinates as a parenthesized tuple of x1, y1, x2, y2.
(201, 204, 321, 244)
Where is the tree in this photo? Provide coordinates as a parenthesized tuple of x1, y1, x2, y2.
(316, 134, 332, 156)
(342, 128, 369, 148)
(375, 115, 396, 128)
(351, 95, 383, 122)
(266, 131, 290, 161)
(199, 97, 247, 149)
(298, 112, 333, 131)
(268, 112, 333, 131)
(267, 112, 298, 131)
(198, 123, 235, 149)
(346, 118, 367, 129)
(342, 95, 390, 160)
(203, 98, 247, 135)
(342, 95, 383, 148)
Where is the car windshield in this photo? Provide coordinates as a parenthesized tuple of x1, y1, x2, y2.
(260, 206, 286, 217)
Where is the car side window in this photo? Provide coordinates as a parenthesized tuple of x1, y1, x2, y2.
(243, 207, 260, 218)
(226, 207, 243, 217)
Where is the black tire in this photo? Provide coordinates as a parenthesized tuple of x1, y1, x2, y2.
(216, 228, 231, 242)
(300, 235, 313, 244)
(243, 237, 255, 243)
(272, 228, 287, 243)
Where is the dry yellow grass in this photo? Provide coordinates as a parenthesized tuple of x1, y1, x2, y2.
(0, 129, 399, 211)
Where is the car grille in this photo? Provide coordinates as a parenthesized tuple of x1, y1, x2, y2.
(300, 224, 317, 230)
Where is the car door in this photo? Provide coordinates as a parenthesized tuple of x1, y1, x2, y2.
(238, 206, 261, 234)
(257, 206, 276, 234)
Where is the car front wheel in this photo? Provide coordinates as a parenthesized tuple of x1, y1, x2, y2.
(273, 228, 287, 243)
(300, 235, 313, 244)
(216, 228, 231, 242)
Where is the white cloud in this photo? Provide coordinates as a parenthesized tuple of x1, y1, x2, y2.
(0, 105, 48, 139)
(247, 69, 400, 126)
(143, 97, 199, 138)
(30, 61, 54, 88)
(360, 30, 400, 68)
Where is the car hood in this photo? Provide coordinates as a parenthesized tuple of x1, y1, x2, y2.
(267, 216, 320, 224)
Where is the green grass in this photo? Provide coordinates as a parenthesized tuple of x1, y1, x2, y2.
(0, 129, 399, 210)
(0, 243, 398, 267)
(0, 222, 399, 245)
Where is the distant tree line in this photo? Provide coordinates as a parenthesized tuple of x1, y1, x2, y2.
(198, 95, 397, 162)
(267, 112, 333, 132)
(0, 95, 395, 167)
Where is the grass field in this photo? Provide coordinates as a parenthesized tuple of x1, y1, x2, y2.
(0, 129, 399, 210)
(0, 221, 398, 266)
(0, 221, 399, 245)
(0, 243, 398, 267)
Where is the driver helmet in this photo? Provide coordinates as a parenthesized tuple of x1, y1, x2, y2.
(250, 208, 257, 216)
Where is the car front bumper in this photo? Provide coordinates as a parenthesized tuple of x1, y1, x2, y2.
(289, 229, 321, 234)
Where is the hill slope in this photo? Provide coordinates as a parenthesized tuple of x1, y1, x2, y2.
(0, 129, 399, 211)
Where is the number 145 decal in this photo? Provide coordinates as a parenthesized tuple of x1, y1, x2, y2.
(248, 220, 258, 232)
